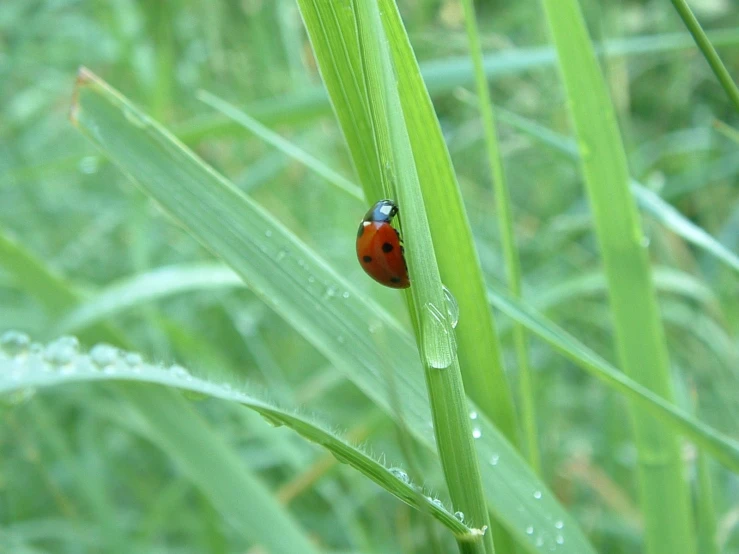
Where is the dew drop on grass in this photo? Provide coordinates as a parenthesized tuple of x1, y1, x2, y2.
(554, 520, 564, 529)
(533, 490, 542, 499)
(1, 330, 31, 357)
(421, 302, 456, 369)
(472, 427, 482, 439)
(469, 410, 478, 420)
(169, 364, 190, 379)
(264, 229, 273, 238)
(44, 336, 79, 366)
(489, 453, 500, 466)
(442, 285, 459, 328)
(526, 525, 534, 535)
(431, 498, 444, 509)
(454, 511, 465, 522)
(89, 343, 119, 368)
(124, 352, 143, 368)
(556, 535, 564, 545)
(535, 536, 544, 547)
(389, 467, 410, 484)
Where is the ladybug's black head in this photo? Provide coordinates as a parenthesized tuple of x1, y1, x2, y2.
(364, 199, 398, 223)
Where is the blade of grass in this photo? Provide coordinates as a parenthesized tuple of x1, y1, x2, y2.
(70, 68, 598, 554)
(459, 0, 538, 474)
(195, 90, 364, 201)
(352, 2, 494, 551)
(540, 1, 696, 553)
(481, 101, 739, 274)
(379, 0, 518, 444)
(0, 349, 476, 538)
(487, 284, 739, 472)
(668, 0, 739, 111)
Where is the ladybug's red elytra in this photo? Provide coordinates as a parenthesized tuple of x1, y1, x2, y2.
(356, 199, 410, 289)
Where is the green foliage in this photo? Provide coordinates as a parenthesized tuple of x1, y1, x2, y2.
(1, 1, 737, 553)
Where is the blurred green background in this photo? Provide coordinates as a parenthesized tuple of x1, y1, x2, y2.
(1, 0, 738, 553)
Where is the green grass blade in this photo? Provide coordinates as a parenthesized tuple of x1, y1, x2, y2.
(70, 68, 597, 554)
(55, 263, 243, 334)
(668, 0, 739, 111)
(378, 0, 518, 444)
(487, 285, 739, 472)
(0, 346, 475, 539)
(491, 105, 739, 273)
(541, 2, 696, 552)
(196, 90, 364, 201)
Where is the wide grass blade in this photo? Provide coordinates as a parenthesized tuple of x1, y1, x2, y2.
(70, 68, 597, 554)
(541, 1, 696, 552)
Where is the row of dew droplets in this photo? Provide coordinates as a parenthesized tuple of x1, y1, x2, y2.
(420, 285, 459, 369)
(475, 407, 566, 551)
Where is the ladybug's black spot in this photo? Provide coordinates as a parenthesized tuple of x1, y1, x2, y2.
(390, 277, 401, 283)
(362, 255, 372, 263)
(382, 242, 394, 253)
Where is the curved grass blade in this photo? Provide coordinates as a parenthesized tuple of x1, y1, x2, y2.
(70, 68, 597, 554)
(55, 263, 243, 334)
(0, 342, 476, 539)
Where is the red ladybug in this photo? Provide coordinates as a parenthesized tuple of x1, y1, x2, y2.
(356, 200, 410, 289)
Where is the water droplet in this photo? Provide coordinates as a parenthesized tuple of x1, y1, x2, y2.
(341, 291, 350, 299)
(44, 336, 79, 366)
(526, 525, 534, 535)
(556, 535, 564, 545)
(89, 343, 119, 368)
(389, 467, 410, 484)
(323, 286, 337, 299)
(533, 490, 542, 499)
(123, 105, 149, 128)
(454, 511, 465, 522)
(469, 410, 478, 420)
(489, 454, 500, 466)
(264, 229, 273, 238)
(78, 156, 99, 174)
(431, 498, 444, 509)
(169, 364, 190, 378)
(421, 302, 456, 369)
(535, 536, 544, 547)
(275, 250, 288, 262)
(472, 427, 482, 439)
(554, 520, 564, 529)
(1, 331, 31, 357)
(124, 352, 143, 367)
(442, 285, 459, 328)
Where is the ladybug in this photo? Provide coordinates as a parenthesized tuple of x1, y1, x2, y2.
(356, 199, 410, 289)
